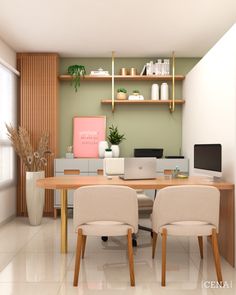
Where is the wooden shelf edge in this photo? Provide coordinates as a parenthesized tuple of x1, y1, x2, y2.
(101, 99, 185, 105)
(59, 74, 185, 81)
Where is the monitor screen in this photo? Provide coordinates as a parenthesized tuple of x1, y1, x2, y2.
(194, 144, 222, 172)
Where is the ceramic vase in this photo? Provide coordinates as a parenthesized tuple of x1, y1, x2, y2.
(26, 171, 45, 226)
(111, 145, 120, 158)
(161, 83, 169, 100)
(98, 141, 109, 158)
(151, 83, 159, 100)
(104, 150, 113, 158)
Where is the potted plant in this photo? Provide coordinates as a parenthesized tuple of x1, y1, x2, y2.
(67, 65, 86, 92)
(104, 148, 113, 158)
(6, 124, 52, 226)
(116, 88, 127, 100)
(107, 125, 126, 158)
(132, 89, 140, 96)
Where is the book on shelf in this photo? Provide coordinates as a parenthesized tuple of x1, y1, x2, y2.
(140, 64, 146, 76)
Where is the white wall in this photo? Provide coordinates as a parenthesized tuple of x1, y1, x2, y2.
(0, 186, 17, 224)
(0, 38, 17, 224)
(182, 24, 236, 265)
(182, 24, 236, 183)
(0, 37, 16, 68)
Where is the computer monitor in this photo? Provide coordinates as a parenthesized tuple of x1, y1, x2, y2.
(194, 144, 222, 178)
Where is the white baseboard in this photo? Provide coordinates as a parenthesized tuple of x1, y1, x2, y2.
(0, 215, 16, 227)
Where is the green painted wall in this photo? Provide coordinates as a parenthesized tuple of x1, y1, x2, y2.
(59, 58, 199, 157)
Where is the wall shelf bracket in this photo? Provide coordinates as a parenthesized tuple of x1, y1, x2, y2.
(169, 51, 175, 113)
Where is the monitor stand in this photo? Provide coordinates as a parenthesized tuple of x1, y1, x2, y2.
(212, 176, 223, 182)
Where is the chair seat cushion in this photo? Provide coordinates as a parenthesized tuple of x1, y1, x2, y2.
(159, 221, 216, 236)
(137, 193, 153, 208)
(76, 221, 136, 236)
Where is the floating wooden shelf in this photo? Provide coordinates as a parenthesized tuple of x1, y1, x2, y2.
(59, 75, 185, 81)
(101, 99, 185, 105)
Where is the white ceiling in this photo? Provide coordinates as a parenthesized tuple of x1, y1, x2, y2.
(0, 0, 235, 57)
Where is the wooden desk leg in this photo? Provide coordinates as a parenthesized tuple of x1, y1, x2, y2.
(60, 189, 68, 253)
(218, 189, 235, 267)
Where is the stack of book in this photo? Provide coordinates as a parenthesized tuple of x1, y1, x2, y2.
(90, 68, 110, 76)
(128, 95, 144, 101)
(140, 59, 170, 76)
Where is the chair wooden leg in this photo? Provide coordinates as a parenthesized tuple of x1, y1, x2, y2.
(53, 208, 57, 219)
(127, 228, 135, 286)
(198, 236, 203, 259)
(73, 229, 83, 286)
(161, 228, 167, 287)
(152, 232, 158, 259)
(211, 229, 223, 284)
(82, 235, 87, 259)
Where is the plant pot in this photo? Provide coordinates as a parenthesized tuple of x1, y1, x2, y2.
(111, 145, 120, 158)
(26, 171, 45, 226)
(117, 92, 127, 100)
(98, 141, 109, 158)
(104, 150, 113, 158)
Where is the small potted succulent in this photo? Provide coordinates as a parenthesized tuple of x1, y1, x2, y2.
(132, 89, 140, 96)
(116, 88, 127, 100)
(67, 65, 86, 92)
(107, 125, 126, 158)
(104, 148, 113, 158)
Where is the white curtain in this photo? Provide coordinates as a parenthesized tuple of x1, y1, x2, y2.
(0, 63, 17, 185)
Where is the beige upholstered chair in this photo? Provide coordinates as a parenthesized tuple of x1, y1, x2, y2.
(73, 185, 138, 287)
(103, 158, 154, 212)
(152, 185, 222, 286)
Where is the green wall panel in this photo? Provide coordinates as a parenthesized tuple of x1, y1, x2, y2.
(59, 58, 199, 157)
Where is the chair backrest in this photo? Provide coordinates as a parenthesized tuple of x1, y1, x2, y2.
(74, 185, 138, 232)
(103, 158, 124, 175)
(152, 185, 220, 232)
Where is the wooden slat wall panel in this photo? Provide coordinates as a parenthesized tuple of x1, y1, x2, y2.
(17, 53, 58, 216)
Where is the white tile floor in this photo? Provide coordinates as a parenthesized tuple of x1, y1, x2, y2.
(0, 217, 235, 294)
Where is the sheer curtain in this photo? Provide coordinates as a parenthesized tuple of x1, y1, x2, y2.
(0, 63, 17, 186)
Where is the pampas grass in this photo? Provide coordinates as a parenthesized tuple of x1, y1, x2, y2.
(6, 124, 51, 172)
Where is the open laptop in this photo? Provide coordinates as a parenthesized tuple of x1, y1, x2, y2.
(120, 157, 156, 180)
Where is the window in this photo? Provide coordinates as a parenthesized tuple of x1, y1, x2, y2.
(0, 63, 17, 186)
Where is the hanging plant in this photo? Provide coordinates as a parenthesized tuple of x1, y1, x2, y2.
(67, 65, 86, 92)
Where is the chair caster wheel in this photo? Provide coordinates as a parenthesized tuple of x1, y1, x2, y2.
(101, 236, 108, 242)
(132, 239, 137, 247)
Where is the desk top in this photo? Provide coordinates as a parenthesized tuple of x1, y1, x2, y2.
(37, 175, 234, 190)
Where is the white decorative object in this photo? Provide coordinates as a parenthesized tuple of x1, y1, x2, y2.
(161, 82, 169, 100)
(164, 59, 170, 75)
(66, 153, 74, 158)
(90, 68, 110, 76)
(128, 95, 144, 101)
(151, 84, 159, 100)
(26, 171, 45, 226)
(104, 150, 113, 158)
(155, 59, 162, 75)
(98, 141, 109, 158)
(111, 145, 120, 158)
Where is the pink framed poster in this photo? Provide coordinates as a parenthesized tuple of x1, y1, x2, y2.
(73, 116, 106, 158)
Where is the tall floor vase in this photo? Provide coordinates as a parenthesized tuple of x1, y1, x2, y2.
(26, 171, 45, 226)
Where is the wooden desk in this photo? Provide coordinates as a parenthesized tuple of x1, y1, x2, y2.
(37, 175, 234, 266)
